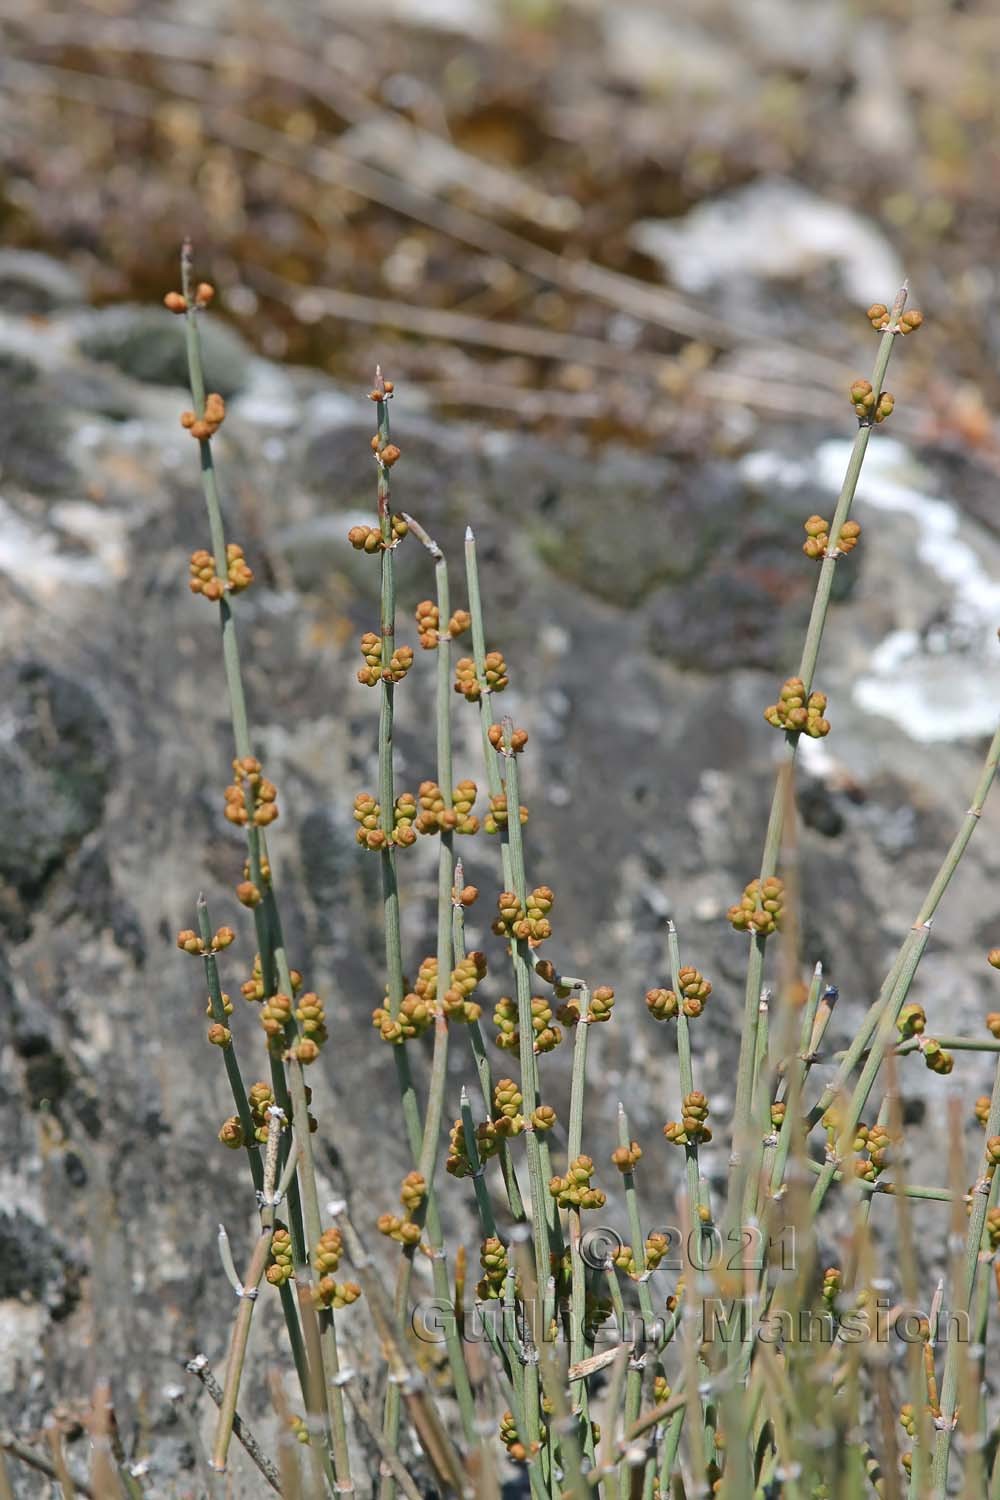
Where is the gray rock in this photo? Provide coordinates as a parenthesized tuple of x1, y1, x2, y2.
(76, 305, 251, 395)
(0, 251, 85, 313)
(632, 176, 904, 304)
(0, 661, 114, 937)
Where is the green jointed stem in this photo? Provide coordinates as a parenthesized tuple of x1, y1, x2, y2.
(799, 1157, 954, 1202)
(369, 394, 476, 1484)
(930, 1058, 1000, 1495)
(501, 741, 553, 1317)
(453, 889, 526, 1221)
(667, 922, 708, 1224)
(464, 528, 515, 889)
(810, 717, 1000, 1218)
(460, 1086, 498, 1239)
(767, 963, 823, 1198)
(811, 717, 1000, 1131)
(211, 1121, 297, 1472)
(179, 246, 347, 1484)
(198, 897, 262, 1196)
(729, 289, 908, 1198)
(808, 924, 931, 1216)
(894, 1036, 1000, 1055)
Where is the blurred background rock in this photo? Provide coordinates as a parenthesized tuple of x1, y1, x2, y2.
(2, 1, 1000, 1492)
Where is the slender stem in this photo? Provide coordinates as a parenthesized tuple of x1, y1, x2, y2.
(930, 1058, 1000, 1494)
(179, 245, 343, 1481)
(371, 397, 476, 1479)
(809, 924, 931, 1216)
(185, 1357, 282, 1494)
(812, 719, 1000, 1128)
(500, 739, 552, 1308)
(211, 1121, 287, 1471)
(460, 1086, 498, 1239)
(616, 1103, 656, 1332)
(728, 293, 907, 1199)
(799, 1158, 954, 1202)
(0, 1439, 94, 1500)
(667, 923, 708, 1224)
(464, 528, 514, 890)
(454, 895, 526, 1221)
(767, 963, 824, 1197)
(335, 1207, 467, 1497)
(894, 1035, 1000, 1055)
(197, 897, 262, 1193)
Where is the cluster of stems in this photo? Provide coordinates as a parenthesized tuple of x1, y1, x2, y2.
(153, 252, 1000, 1500)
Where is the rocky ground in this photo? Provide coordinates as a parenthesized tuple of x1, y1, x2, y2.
(1, 248, 1000, 1493)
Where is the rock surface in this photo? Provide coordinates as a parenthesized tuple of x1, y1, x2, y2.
(2, 264, 1000, 1493)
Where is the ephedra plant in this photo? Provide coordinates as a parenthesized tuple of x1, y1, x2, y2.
(154, 250, 1000, 1500)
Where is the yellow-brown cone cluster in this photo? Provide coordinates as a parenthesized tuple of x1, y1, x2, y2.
(312, 1227, 361, 1309)
(377, 1172, 426, 1247)
(663, 1091, 711, 1146)
(484, 792, 529, 835)
(266, 1226, 294, 1286)
(414, 600, 471, 649)
(241, 954, 303, 1005)
(180, 392, 226, 442)
(260, 992, 293, 1051)
(896, 1003, 925, 1039)
(347, 515, 408, 553)
(477, 1237, 510, 1300)
(176, 925, 234, 956)
(849, 379, 894, 424)
(611, 1140, 642, 1173)
(499, 1410, 541, 1464)
(646, 966, 712, 1023)
(919, 1037, 953, 1076)
(454, 651, 508, 700)
(224, 757, 279, 827)
(357, 632, 413, 687)
(487, 724, 528, 754)
(492, 887, 554, 945)
(206, 989, 234, 1017)
(441, 951, 488, 1022)
(494, 994, 564, 1054)
(164, 282, 214, 314)
(248, 1081, 278, 1143)
(372, 991, 432, 1045)
(446, 1079, 547, 1176)
(353, 791, 417, 850)
(867, 303, 923, 334)
(728, 877, 785, 936)
(613, 1233, 670, 1279)
(294, 992, 327, 1059)
(549, 1155, 606, 1211)
(370, 432, 401, 467)
(854, 1123, 893, 1182)
(218, 1115, 244, 1149)
(802, 515, 861, 560)
(764, 678, 830, 737)
(416, 779, 479, 835)
(189, 543, 253, 601)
